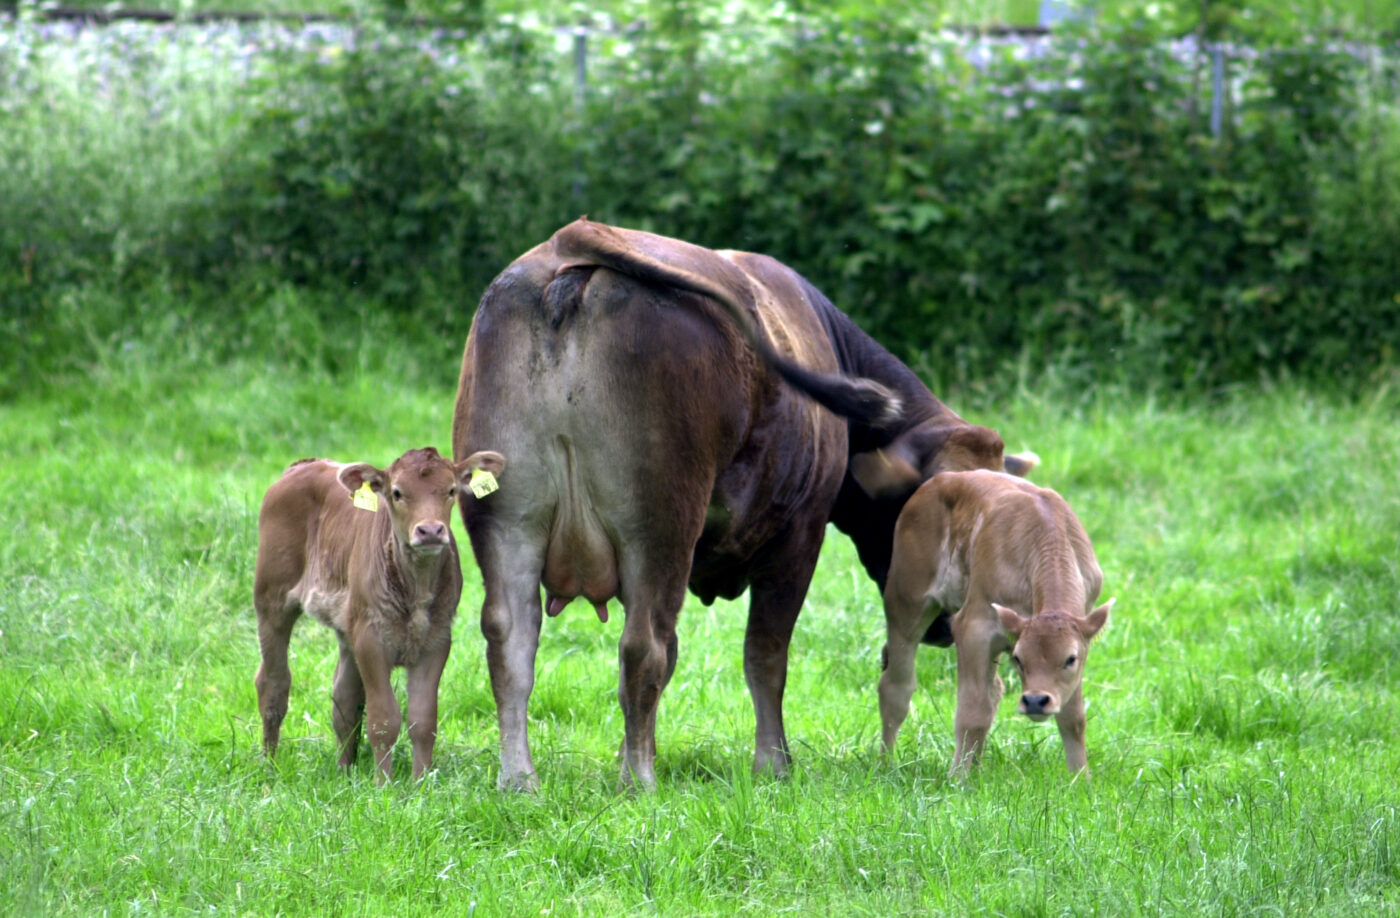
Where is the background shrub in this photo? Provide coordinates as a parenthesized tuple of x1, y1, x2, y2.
(2, 7, 1397, 393)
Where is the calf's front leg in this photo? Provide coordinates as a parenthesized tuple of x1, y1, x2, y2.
(353, 633, 401, 784)
(950, 605, 1005, 776)
(1056, 686, 1090, 775)
(406, 639, 451, 780)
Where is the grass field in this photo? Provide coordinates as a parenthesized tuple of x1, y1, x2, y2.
(2, 291, 1398, 915)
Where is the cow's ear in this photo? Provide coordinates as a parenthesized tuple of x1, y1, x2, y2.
(456, 450, 506, 483)
(994, 603, 1028, 638)
(1003, 451, 1040, 478)
(1081, 598, 1113, 640)
(849, 447, 922, 500)
(338, 462, 387, 494)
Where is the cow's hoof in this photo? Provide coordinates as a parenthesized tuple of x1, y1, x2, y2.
(497, 770, 540, 793)
(752, 750, 793, 779)
(618, 764, 658, 794)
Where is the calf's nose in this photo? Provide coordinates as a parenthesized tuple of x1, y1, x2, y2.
(413, 521, 448, 544)
(1021, 693, 1053, 715)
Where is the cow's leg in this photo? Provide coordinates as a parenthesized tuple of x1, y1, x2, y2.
(744, 528, 826, 775)
(352, 633, 401, 785)
(616, 571, 687, 792)
(254, 605, 298, 758)
(950, 604, 1005, 775)
(478, 538, 546, 792)
(331, 634, 366, 770)
(406, 638, 451, 780)
(878, 594, 938, 754)
(1056, 685, 1090, 774)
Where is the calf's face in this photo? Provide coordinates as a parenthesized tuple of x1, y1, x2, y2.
(338, 448, 506, 555)
(995, 601, 1112, 721)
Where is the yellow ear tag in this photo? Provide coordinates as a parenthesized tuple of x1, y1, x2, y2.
(469, 468, 499, 499)
(352, 481, 379, 512)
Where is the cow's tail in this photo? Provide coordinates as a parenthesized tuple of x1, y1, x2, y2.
(553, 219, 902, 429)
(762, 353, 903, 429)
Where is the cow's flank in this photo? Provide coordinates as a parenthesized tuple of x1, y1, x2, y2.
(454, 219, 1032, 791)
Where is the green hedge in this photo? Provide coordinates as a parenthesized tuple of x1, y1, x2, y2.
(4, 11, 1398, 391)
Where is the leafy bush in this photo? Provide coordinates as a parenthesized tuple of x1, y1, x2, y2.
(199, 19, 574, 309)
(2, 10, 1397, 391)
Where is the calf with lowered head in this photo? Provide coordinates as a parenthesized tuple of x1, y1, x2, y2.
(254, 446, 504, 782)
(880, 469, 1113, 774)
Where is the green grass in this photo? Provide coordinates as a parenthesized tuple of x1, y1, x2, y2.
(2, 288, 1399, 915)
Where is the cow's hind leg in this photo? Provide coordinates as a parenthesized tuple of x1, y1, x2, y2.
(254, 603, 298, 758)
(616, 574, 687, 792)
(331, 635, 366, 770)
(478, 537, 547, 792)
(744, 527, 827, 775)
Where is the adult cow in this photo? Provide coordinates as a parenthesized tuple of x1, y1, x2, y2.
(453, 219, 1033, 791)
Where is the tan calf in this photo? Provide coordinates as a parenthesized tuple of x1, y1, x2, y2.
(254, 447, 504, 782)
(880, 469, 1113, 774)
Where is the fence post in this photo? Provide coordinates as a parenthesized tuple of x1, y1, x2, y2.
(1210, 43, 1224, 137)
(573, 27, 587, 203)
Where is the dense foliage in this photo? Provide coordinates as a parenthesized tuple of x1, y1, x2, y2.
(2, 7, 1397, 393)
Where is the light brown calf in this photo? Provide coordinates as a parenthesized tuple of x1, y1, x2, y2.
(880, 469, 1113, 774)
(254, 447, 504, 782)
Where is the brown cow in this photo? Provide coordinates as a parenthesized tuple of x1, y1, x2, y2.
(253, 447, 505, 782)
(453, 219, 1033, 791)
(880, 469, 1113, 774)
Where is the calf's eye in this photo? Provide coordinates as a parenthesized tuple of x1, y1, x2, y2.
(448, 487, 457, 499)
(392, 488, 403, 501)
(1064, 654, 1077, 668)
(1011, 654, 1023, 669)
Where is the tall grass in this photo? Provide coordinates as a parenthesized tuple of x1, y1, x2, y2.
(2, 290, 1398, 914)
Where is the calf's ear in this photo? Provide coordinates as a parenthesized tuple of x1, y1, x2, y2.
(456, 450, 506, 482)
(1081, 598, 1114, 640)
(993, 602, 1028, 638)
(338, 462, 387, 494)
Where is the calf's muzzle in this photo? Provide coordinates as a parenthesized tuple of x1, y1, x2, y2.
(410, 520, 450, 549)
(1020, 692, 1056, 719)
